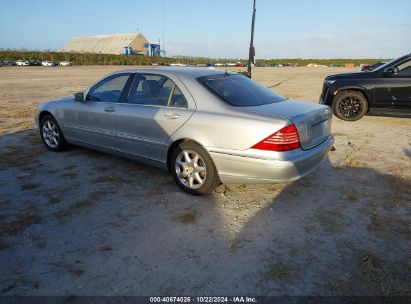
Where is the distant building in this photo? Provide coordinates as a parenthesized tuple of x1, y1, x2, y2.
(61, 33, 149, 55)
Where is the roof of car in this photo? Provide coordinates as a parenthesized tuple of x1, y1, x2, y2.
(113, 67, 228, 78)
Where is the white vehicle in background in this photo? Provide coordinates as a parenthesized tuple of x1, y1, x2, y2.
(59, 61, 72, 66)
(16, 60, 30, 66)
(42, 61, 57, 67)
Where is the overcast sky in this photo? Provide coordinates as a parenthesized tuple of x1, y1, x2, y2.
(1, 0, 410, 59)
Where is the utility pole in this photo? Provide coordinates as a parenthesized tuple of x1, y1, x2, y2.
(162, 0, 165, 55)
(247, 0, 256, 78)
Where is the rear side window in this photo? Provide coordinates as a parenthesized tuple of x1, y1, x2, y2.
(128, 74, 188, 107)
(198, 74, 285, 107)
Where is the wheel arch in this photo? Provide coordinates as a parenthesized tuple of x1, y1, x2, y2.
(332, 86, 370, 112)
(166, 138, 212, 172)
(39, 110, 55, 123)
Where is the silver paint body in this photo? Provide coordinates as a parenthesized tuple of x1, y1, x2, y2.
(35, 68, 334, 183)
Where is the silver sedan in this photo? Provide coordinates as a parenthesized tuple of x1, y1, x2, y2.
(35, 68, 334, 195)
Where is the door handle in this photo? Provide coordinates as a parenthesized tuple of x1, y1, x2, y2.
(164, 113, 181, 119)
(104, 106, 115, 113)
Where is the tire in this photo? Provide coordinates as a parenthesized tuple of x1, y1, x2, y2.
(332, 90, 368, 121)
(170, 141, 220, 195)
(39, 114, 68, 152)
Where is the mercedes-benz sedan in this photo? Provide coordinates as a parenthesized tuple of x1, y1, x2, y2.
(35, 68, 334, 195)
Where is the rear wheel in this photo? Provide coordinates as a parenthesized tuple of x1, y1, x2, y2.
(40, 114, 68, 152)
(332, 91, 368, 121)
(170, 142, 220, 195)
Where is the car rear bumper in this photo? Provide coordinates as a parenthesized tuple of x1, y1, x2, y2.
(210, 135, 334, 184)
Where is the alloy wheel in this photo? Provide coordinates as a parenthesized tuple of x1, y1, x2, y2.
(175, 150, 207, 189)
(338, 96, 363, 119)
(42, 120, 60, 148)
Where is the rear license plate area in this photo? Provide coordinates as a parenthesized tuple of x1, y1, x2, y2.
(311, 120, 328, 139)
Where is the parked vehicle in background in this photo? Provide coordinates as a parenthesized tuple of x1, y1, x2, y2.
(361, 62, 385, 72)
(42, 61, 57, 67)
(320, 53, 411, 121)
(35, 68, 334, 195)
(59, 61, 72, 66)
(2, 61, 16, 66)
(29, 60, 42, 66)
(16, 60, 30, 66)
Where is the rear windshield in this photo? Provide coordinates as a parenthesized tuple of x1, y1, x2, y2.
(198, 74, 285, 107)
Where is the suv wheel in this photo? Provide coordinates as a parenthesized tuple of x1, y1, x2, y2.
(170, 142, 220, 195)
(332, 91, 368, 121)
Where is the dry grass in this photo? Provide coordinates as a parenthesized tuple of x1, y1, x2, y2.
(175, 211, 197, 224)
(48, 196, 61, 204)
(63, 164, 77, 170)
(20, 182, 40, 190)
(344, 189, 359, 203)
(54, 199, 94, 222)
(61, 172, 78, 179)
(406, 258, 411, 273)
(357, 251, 392, 295)
(315, 208, 349, 233)
(52, 261, 85, 277)
(98, 244, 113, 252)
(336, 142, 364, 168)
(229, 239, 251, 254)
(265, 262, 296, 283)
(30, 235, 46, 249)
(0, 206, 41, 236)
(326, 280, 343, 295)
(367, 215, 410, 236)
(93, 165, 110, 172)
(0, 144, 43, 170)
(53, 189, 116, 222)
(381, 174, 411, 208)
(0, 240, 11, 250)
(68, 266, 84, 277)
(286, 186, 299, 197)
(88, 189, 116, 201)
(93, 175, 124, 184)
(24, 132, 42, 145)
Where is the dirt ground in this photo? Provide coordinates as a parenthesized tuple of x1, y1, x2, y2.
(0, 66, 410, 296)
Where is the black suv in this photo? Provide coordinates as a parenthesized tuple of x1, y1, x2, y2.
(320, 53, 411, 121)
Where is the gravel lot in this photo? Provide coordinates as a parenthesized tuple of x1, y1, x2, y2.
(0, 66, 410, 296)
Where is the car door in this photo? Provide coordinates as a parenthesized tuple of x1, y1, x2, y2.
(115, 73, 195, 163)
(61, 73, 133, 149)
(375, 58, 411, 109)
(390, 59, 411, 109)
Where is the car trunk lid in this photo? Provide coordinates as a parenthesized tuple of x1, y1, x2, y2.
(240, 100, 332, 150)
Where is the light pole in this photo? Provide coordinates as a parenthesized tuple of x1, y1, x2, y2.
(247, 0, 256, 78)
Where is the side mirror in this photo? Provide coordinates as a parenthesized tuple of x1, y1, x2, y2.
(383, 67, 395, 77)
(73, 92, 85, 102)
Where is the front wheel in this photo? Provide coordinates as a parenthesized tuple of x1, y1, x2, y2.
(332, 91, 368, 121)
(40, 114, 68, 152)
(170, 142, 220, 195)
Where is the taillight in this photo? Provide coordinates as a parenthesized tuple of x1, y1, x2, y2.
(251, 124, 301, 151)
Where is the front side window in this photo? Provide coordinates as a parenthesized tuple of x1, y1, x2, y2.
(128, 74, 188, 107)
(86, 74, 131, 102)
(198, 74, 285, 107)
(395, 59, 411, 77)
